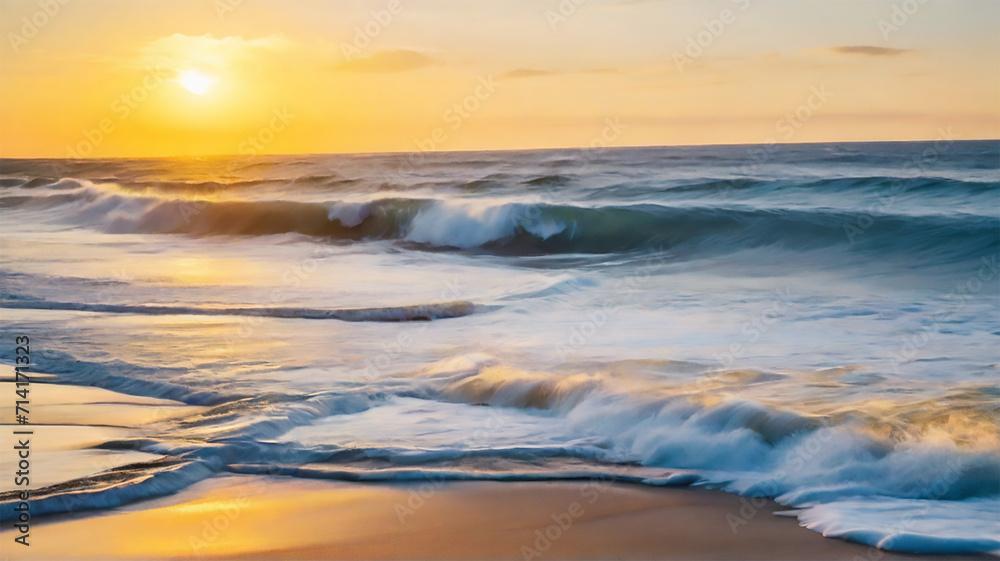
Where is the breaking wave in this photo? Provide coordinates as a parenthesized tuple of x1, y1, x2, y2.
(3, 181, 997, 261)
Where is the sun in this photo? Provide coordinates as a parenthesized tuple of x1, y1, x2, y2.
(179, 70, 213, 95)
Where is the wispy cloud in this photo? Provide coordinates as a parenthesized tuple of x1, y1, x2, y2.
(139, 33, 293, 73)
(336, 50, 436, 73)
(501, 68, 555, 78)
(830, 45, 914, 57)
(502, 68, 621, 78)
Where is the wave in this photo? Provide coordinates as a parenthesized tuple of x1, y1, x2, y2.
(4, 347, 998, 553)
(0, 459, 216, 521)
(641, 175, 1000, 197)
(0, 299, 480, 322)
(393, 357, 1000, 554)
(5, 172, 996, 199)
(5, 182, 997, 260)
(225, 464, 698, 487)
(522, 173, 573, 187)
(21, 348, 231, 405)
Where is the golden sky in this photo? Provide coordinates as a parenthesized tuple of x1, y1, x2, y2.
(1, 0, 998, 157)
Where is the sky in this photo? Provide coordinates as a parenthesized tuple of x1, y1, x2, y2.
(0, 0, 998, 157)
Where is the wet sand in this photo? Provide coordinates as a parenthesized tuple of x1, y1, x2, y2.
(0, 378, 200, 492)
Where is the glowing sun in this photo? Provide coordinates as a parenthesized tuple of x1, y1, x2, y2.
(179, 70, 213, 95)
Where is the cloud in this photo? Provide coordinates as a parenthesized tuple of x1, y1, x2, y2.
(501, 68, 555, 78)
(140, 34, 293, 72)
(337, 50, 436, 73)
(830, 45, 914, 57)
(596, 0, 687, 9)
(502, 67, 626, 79)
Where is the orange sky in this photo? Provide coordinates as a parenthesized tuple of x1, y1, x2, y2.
(1, 0, 998, 157)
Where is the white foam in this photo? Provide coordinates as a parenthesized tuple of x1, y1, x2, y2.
(326, 201, 371, 228)
(405, 200, 565, 248)
(795, 498, 1000, 554)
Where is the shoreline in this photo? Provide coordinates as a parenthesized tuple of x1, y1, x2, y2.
(2, 475, 989, 561)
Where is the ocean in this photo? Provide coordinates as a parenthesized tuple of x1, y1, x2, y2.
(1, 140, 998, 554)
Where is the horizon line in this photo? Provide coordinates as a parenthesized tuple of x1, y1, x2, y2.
(1, 136, 998, 162)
